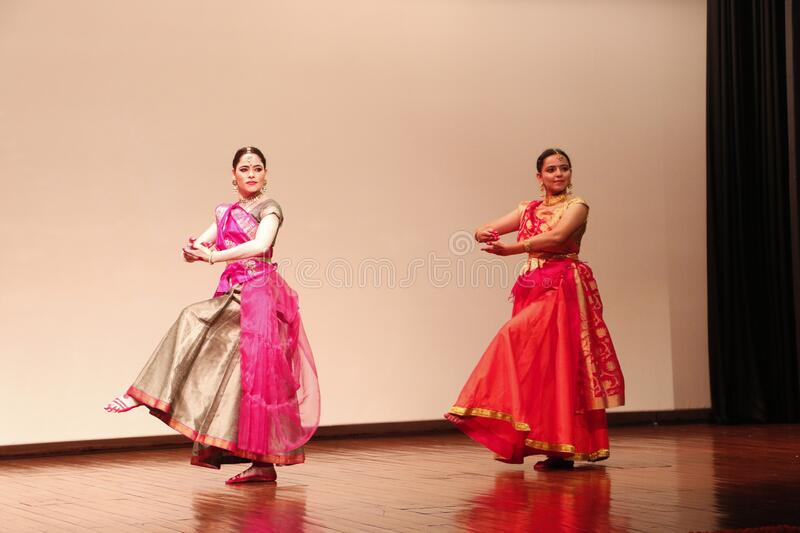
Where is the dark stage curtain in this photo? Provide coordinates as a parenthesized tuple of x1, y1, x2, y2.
(707, 0, 800, 423)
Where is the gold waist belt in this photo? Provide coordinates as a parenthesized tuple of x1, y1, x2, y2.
(525, 252, 579, 271)
(225, 256, 272, 265)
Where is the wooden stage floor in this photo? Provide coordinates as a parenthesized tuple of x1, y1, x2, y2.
(1, 424, 799, 532)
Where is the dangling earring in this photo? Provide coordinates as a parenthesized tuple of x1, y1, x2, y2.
(261, 183, 268, 194)
(539, 183, 545, 195)
(232, 180, 238, 192)
(567, 182, 574, 193)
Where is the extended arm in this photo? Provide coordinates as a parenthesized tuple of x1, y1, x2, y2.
(475, 207, 522, 243)
(481, 203, 588, 256)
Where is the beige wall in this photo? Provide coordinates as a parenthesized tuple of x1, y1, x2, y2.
(0, 0, 708, 446)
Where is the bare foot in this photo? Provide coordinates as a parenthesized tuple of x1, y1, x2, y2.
(226, 463, 277, 485)
(533, 457, 574, 471)
(103, 394, 141, 413)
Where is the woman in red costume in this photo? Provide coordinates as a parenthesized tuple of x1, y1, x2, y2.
(104, 146, 320, 484)
(446, 148, 624, 470)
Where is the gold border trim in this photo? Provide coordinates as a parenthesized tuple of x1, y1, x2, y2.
(525, 438, 576, 454)
(571, 266, 626, 410)
(589, 394, 625, 410)
(448, 406, 531, 431)
(572, 265, 597, 408)
(449, 406, 610, 462)
(524, 439, 609, 462)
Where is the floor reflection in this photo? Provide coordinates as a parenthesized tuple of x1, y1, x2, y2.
(457, 467, 627, 532)
(712, 425, 800, 529)
(192, 482, 308, 532)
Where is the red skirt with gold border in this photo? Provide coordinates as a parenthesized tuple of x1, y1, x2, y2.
(446, 259, 624, 463)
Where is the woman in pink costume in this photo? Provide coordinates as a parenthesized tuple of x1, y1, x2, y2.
(446, 148, 624, 470)
(105, 146, 320, 484)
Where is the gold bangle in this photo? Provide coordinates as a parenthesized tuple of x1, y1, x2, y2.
(209, 251, 214, 265)
(523, 240, 532, 253)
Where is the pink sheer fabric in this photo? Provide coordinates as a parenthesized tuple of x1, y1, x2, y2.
(212, 203, 320, 456)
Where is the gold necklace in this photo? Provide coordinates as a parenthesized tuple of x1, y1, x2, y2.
(543, 192, 570, 206)
(239, 192, 264, 209)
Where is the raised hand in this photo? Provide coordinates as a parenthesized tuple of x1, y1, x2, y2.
(475, 228, 500, 243)
(183, 237, 215, 263)
(183, 248, 201, 262)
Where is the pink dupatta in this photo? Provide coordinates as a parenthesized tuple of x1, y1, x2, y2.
(213, 202, 320, 456)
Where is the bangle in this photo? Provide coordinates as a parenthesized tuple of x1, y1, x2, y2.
(523, 240, 532, 253)
(209, 251, 214, 265)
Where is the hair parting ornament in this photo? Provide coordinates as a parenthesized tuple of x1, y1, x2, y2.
(536, 147, 571, 172)
(232, 146, 267, 169)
